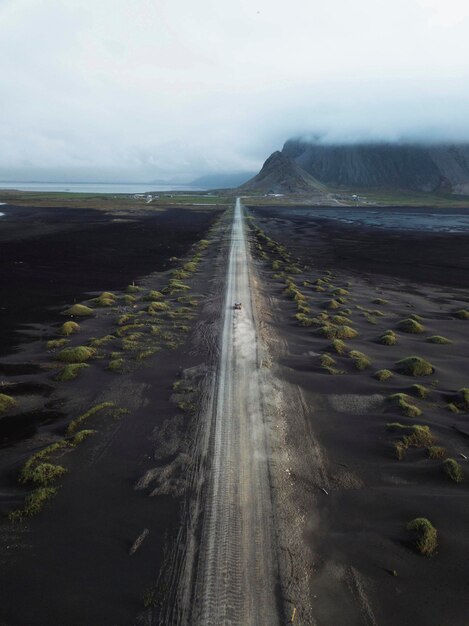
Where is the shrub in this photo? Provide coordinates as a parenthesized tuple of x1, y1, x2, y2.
(349, 350, 371, 370)
(57, 346, 95, 363)
(427, 335, 452, 344)
(55, 363, 89, 382)
(373, 298, 388, 305)
(64, 304, 94, 317)
(397, 318, 425, 334)
(375, 369, 393, 382)
(67, 402, 115, 434)
(171, 269, 190, 280)
(389, 393, 422, 417)
(315, 285, 325, 292)
(410, 384, 428, 399)
(183, 261, 198, 273)
(396, 357, 434, 377)
(407, 518, 438, 557)
(59, 321, 80, 336)
(443, 458, 463, 483)
(427, 446, 446, 460)
(47, 338, 69, 350)
(380, 331, 397, 346)
(0, 393, 18, 414)
(297, 303, 311, 315)
(447, 402, 460, 413)
(124, 294, 137, 305)
(455, 309, 469, 320)
(320, 325, 358, 340)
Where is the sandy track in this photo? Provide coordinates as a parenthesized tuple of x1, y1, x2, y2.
(190, 198, 280, 625)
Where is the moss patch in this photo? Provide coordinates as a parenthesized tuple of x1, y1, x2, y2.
(55, 363, 89, 382)
(57, 346, 95, 363)
(397, 318, 425, 334)
(59, 321, 80, 336)
(375, 369, 393, 382)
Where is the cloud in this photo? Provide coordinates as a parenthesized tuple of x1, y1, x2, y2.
(0, 0, 468, 180)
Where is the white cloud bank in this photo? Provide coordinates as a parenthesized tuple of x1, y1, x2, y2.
(0, 0, 468, 181)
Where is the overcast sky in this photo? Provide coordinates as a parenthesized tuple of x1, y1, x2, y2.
(1, 0, 469, 182)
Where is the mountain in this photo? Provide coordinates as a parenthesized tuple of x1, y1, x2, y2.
(238, 151, 326, 194)
(190, 171, 256, 189)
(282, 139, 469, 193)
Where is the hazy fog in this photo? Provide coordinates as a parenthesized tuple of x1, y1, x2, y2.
(1, 0, 469, 182)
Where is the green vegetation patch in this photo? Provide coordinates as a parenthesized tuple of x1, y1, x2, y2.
(411, 384, 429, 399)
(143, 290, 164, 301)
(427, 335, 452, 344)
(375, 369, 393, 382)
(59, 321, 80, 336)
(331, 339, 348, 355)
(396, 356, 434, 377)
(148, 301, 170, 314)
(454, 309, 469, 320)
(70, 429, 96, 446)
(396, 318, 425, 334)
(107, 358, 125, 373)
(427, 446, 446, 460)
(64, 304, 94, 317)
(379, 330, 397, 345)
(126, 284, 141, 294)
(67, 402, 115, 434)
(442, 458, 464, 483)
(0, 393, 18, 414)
(25, 462, 67, 486)
(89, 335, 115, 348)
(320, 325, 358, 340)
(373, 298, 389, 305)
(94, 292, 116, 307)
(349, 350, 371, 370)
(407, 518, 438, 557)
(9, 487, 58, 521)
(57, 345, 95, 363)
(46, 338, 69, 350)
(55, 363, 89, 382)
(388, 393, 422, 417)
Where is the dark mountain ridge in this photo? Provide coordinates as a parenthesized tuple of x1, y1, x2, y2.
(282, 139, 469, 193)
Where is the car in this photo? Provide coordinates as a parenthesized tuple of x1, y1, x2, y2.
(234, 302, 242, 310)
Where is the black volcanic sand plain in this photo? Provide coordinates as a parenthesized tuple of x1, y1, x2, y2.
(0, 202, 226, 625)
(248, 204, 469, 626)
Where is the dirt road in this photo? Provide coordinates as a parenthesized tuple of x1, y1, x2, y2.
(192, 198, 280, 625)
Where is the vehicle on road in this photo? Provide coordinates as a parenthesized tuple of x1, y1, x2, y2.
(234, 302, 242, 310)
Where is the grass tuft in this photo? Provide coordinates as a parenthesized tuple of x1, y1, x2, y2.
(349, 350, 371, 370)
(407, 518, 438, 557)
(454, 309, 469, 320)
(396, 356, 434, 377)
(67, 402, 115, 434)
(375, 369, 393, 382)
(331, 339, 347, 355)
(57, 346, 95, 363)
(0, 393, 18, 414)
(94, 292, 116, 307)
(320, 325, 358, 340)
(379, 330, 397, 345)
(65, 304, 94, 317)
(427, 446, 446, 460)
(397, 318, 425, 334)
(59, 321, 80, 336)
(443, 458, 464, 483)
(46, 338, 69, 350)
(411, 384, 429, 399)
(389, 393, 422, 417)
(55, 363, 89, 382)
(9, 487, 58, 521)
(427, 335, 452, 344)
